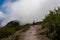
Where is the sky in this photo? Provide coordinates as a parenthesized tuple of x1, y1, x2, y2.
(0, 0, 60, 26)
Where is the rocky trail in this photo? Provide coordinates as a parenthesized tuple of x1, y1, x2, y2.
(23, 25, 49, 40)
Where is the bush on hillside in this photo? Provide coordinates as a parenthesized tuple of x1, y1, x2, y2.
(0, 21, 30, 40)
(42, 7, 60, 40)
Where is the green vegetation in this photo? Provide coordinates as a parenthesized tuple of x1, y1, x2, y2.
(0, 21, 30, 40)
(42, 7, 60, 40)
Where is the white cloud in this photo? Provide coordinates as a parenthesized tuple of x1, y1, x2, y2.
(1, 0, 60, 26)
(0, 12, 5, 20)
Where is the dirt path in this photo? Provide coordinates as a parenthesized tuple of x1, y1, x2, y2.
(24, 25, 38, 40)
(24, 25, 49, 40)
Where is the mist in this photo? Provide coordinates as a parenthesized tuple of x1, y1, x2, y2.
(1, 0, 60, 26)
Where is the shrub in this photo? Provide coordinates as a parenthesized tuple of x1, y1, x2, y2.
(42, 7, 60, 40)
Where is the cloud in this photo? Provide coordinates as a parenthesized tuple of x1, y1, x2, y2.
(1, 0, 60, 26)
(0, 12, 5, 20)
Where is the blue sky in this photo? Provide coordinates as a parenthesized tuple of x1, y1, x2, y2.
(0, 0, 4, 25)
(0, 0, 4, 5)
(0, 0, 17, 14)
(0, 0, 16, 5)
(0, 0, 16, 11)
(0, 0, 16, 25)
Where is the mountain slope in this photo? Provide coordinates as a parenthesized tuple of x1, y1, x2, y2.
(2, 25, 49, 40)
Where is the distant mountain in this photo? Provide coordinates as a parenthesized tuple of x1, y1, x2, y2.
(5, 21, 19, 27)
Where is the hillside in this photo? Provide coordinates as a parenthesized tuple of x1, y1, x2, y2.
(0, 21, 30, 40)
(1, 25, 49, 40)
(1, 7, 60, 40)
